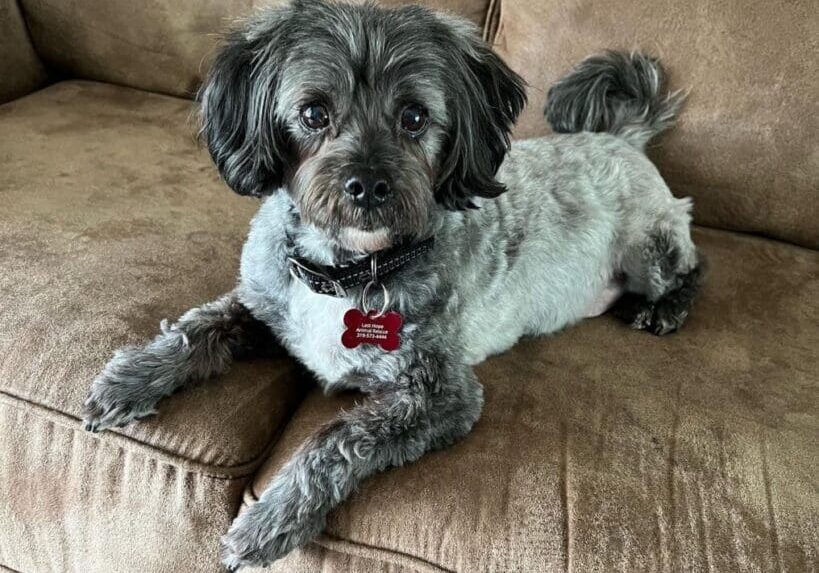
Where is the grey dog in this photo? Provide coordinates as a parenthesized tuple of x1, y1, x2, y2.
(82, 0, 700, 568)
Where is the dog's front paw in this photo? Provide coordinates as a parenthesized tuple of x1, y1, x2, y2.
(82, 347, 163, 432)
(220, 498, 325, 570)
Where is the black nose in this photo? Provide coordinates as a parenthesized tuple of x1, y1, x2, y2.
(344, 173, 391, 208)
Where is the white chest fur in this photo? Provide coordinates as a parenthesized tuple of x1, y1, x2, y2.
(280, 281, 410, 387)
(282, 282, 353, 383)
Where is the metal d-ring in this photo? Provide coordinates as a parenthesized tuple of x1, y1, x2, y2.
(370, 252, 379, 285)
(361, 280, 390, 317)
(361, 252, 388, 315)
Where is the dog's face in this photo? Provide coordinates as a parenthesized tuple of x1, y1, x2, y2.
(200, 0, 526, 252)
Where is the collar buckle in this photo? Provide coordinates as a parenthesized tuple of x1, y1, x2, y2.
(287, 257, 347, 297)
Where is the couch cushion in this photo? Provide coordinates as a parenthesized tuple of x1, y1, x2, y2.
(0, 80, 308, 471)
(0, 401, 249, 572)
(251, 228, 818, 572)
(491, 0, 818, 249)
(0, 0, 47, 103)
(246, 543, 418, 573)
(20, 0, 492, 99)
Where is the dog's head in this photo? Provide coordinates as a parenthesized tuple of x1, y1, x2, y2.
(200, 0, 526, 252)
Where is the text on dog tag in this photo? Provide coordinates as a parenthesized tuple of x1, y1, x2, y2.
(341, 308, 402, 351)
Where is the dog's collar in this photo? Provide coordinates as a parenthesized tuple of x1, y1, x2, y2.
(287, 237, 435, 297)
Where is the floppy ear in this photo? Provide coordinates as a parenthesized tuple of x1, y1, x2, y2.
(434, 28, 527, 210)
(198, 15, 293, 197)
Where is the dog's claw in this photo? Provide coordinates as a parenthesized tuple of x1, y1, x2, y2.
(81, 347, 165, 433)
(221, 549, 254, 572)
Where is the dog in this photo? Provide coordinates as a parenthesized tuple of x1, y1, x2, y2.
(82, 0, 700, 568)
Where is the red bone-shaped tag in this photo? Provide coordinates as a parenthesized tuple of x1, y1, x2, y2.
(341, 308, 403, 351)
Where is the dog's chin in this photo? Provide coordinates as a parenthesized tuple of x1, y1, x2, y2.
(338, 227, 394, 253)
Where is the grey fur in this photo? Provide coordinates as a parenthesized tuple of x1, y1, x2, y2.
(83, 294, 276, 432)
(545, 50, 686, 150)
(222, 356, 482, 568)
(82, 1, 699, 568)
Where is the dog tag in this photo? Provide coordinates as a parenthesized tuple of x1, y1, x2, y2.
(341, 308, 402, 351)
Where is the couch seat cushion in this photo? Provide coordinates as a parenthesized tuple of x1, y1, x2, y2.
(252, 228, 818, 572)
(0, 80, 307, 471)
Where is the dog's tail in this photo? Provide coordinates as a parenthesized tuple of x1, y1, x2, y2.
(544, 51, 685, 150)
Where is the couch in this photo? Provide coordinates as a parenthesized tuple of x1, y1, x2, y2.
(1, 0, 816, 571)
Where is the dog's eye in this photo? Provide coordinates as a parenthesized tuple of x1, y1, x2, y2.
(300, 103, 330, 130)
(400, 104, 429, 136)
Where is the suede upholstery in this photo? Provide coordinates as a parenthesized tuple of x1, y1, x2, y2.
(0, 82, 310, 572)
(0, 81, 309, 470)
(492, 0, 819, 249)
(0, 0, 47, 103)
(250, 229, 819, 573)
(1, 1, 817, 572)
(18, 0, 491, 99)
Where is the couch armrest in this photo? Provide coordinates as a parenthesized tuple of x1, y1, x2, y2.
(0, 0, 47, 104)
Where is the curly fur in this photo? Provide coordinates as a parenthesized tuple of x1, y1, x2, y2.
(82, 1, 700, 568)
(545, 50, 686, 150)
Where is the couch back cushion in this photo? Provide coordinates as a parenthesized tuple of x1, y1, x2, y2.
(19, 0, 816, 247)
(492, 0, 818, 248)
(0, 0, 47, 103)
(19, 0, 491, 98)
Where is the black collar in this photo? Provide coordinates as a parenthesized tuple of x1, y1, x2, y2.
(287, 237, 435, 297)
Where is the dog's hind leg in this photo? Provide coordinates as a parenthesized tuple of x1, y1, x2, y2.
(612, 210, 702, 335)
(82, 292, 278, 432)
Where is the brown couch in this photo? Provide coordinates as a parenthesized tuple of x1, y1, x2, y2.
(1, 0, 816, 571)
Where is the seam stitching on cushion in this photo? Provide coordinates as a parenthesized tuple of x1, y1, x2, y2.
(674, 185, 819, 250)
(0, 79, 204, 113)
(691, 224, 819, 253)
(315, 534, 454, 573)
(0, 388, 286, 479)
(0, 560, 25, 573)
(483, 0, 500, 43)
(70, 78, 195, 103)
(12, 0, 49, 75)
